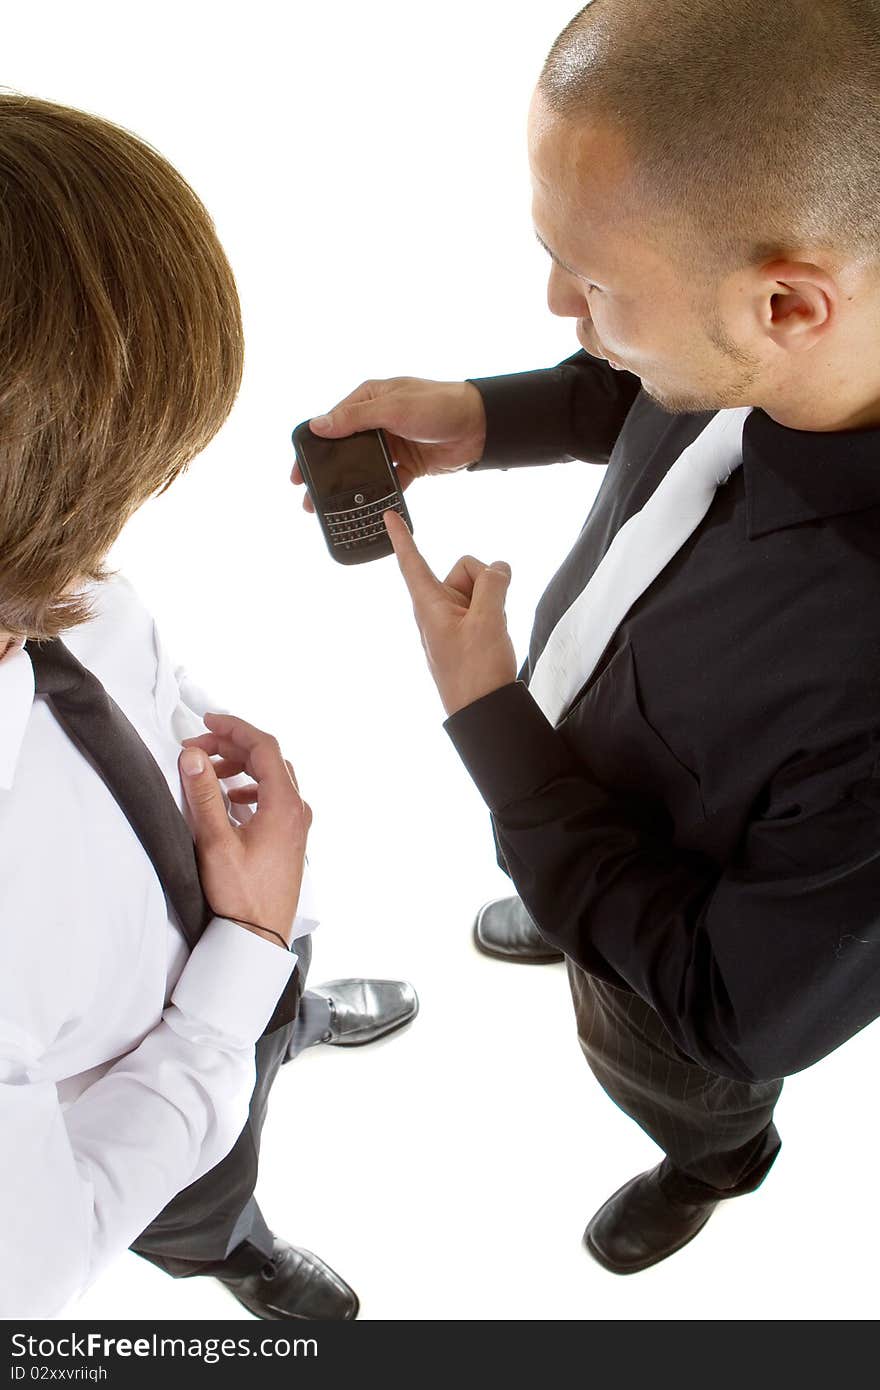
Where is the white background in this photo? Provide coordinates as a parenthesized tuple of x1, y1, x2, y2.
(6, 0, 879, 1322)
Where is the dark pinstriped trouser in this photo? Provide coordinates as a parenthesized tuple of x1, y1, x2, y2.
(567, 961, 783, 1201)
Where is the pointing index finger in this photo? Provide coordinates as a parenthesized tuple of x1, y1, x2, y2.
(384, 509, 441, 606)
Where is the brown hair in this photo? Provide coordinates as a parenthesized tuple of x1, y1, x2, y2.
(0, 92, 244, 640)
(539, 0, 880, 278)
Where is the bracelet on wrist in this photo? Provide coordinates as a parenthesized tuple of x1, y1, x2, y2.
(232, 919, 290, 950)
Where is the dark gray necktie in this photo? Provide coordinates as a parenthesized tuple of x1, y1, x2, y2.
(25, 635, 303, 1034)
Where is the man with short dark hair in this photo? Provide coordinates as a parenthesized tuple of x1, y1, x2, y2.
(301, 0, 880, 1272)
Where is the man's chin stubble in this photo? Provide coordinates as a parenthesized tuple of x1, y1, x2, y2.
(641, 369, 760, 416)
(639, 381, 711, 415)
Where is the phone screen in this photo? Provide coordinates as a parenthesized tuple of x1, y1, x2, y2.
(302, 431, 393, 499)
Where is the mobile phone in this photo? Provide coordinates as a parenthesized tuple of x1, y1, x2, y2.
(291, 420, 413, 565)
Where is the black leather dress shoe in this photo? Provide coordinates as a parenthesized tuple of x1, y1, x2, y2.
(584, 1163, 718, 1274)
(473, 895, 565, 963)
(214, 1238, 359, 1320)
(310, 978, 419, 1046)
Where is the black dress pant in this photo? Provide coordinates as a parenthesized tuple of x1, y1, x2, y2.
(567, 961, 782, 1201)
(130, 936, 313, 1277)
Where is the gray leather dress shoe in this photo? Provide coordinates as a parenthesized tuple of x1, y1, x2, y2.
(584, 1163, 718, 1274)
(213, 1238, 359, 1320)
(473, 895, 565, 963)
(311, 978, 419, 1046)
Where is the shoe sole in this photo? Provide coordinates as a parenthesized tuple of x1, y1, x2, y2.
(471, 916, 565, 965)
(583, 1205, 716, 1275)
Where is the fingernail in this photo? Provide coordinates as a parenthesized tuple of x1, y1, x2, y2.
(311, 414, 331, 431)
(181, 749, 204, 775)
(491, 562, 512, 578)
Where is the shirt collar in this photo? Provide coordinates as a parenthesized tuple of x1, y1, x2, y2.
(0, 641, 36, 792)
(742, 408, 880, 539)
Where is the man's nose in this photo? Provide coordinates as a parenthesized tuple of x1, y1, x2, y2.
(547, 261, 588, 319)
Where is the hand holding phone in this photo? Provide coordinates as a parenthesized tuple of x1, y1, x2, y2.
(291, 421, 413, 565)
(289, 378, 487, 513)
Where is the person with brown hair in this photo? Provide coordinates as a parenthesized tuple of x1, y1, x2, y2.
(300, 0, 880, 1275)
(0, 92, 417, 1320)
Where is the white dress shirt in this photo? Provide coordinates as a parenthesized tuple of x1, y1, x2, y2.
(0, 572, 318, 1319)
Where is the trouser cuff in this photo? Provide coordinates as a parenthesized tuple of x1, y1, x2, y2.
(187, 1238, 273, 1280)
(658, 1126, 782, 1205)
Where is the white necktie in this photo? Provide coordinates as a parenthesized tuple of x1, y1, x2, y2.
(529, 406, 753, 727)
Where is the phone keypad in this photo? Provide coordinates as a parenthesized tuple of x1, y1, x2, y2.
(324, 492, 405, 550)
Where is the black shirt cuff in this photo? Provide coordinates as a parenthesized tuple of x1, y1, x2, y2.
(466, 368, 573, 470)
(443, 681, 571, 811)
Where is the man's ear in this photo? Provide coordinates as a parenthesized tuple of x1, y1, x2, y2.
(759, 258, 838, 354)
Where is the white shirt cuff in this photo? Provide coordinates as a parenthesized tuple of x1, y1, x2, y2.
(169, 916, 297, 1048)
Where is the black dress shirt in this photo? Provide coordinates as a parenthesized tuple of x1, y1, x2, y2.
(445, 349, 880, 1084)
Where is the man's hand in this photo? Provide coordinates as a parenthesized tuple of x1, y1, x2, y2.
(384, 509, 518, 718)
(177, 714, 311, 947)
(290, 377, 487, 512)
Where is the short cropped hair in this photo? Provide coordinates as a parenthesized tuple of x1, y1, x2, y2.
(539, 0, 880, 276)
(0, 93, 244, 640)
